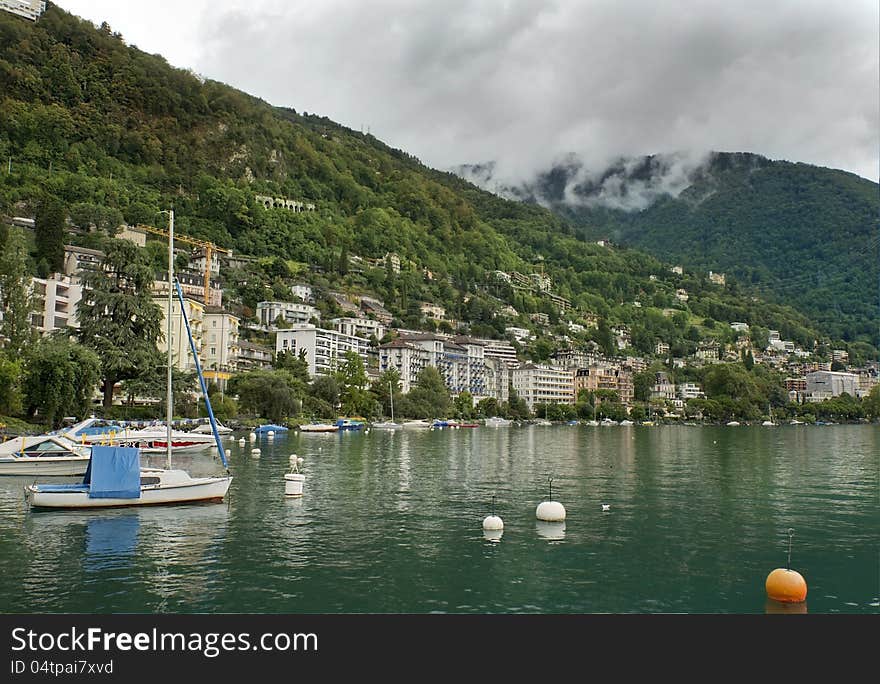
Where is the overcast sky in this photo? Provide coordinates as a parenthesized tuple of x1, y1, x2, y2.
(58, 0, 879, 183)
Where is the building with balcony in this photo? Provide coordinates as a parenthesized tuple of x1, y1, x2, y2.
(153, 295, 205, 373)
(511, 364, 575, 410)
(332, 316, 386, 341)
(30, 274, 82, 334)
(237, 340, 274, 370)
(257, 300, 320, 328)
(276, 324, 371, 378)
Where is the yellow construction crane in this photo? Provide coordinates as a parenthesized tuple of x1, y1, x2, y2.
(137, 224, 231, 304)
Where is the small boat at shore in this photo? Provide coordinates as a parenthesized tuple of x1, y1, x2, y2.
(0, 435, 91, 476)
(484, 416, 512, 427)
(402, 419, 432, 429)
(254, 424, 288, 434)
(299, 423, 340, 433)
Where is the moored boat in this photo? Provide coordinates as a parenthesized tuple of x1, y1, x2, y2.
(299, 423, 340, 432)
(484, 416, 512, 427)
(0, 435, 91, 476)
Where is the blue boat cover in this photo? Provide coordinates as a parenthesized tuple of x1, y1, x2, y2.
(254, 424, 288, 433)
(86, 446, 141, 499)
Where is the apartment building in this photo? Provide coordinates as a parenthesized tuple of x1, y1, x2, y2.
(276, 324, 371, 378)
(511, 364, 575, 410)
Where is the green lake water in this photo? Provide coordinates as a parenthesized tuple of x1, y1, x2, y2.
(0, 424, 877, 613)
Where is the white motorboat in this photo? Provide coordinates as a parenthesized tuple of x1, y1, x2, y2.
(484, 416, 512, 427)
(192, 422, 233, 435)
(61, 417, 215, 452)
(25, 448, 230, 509)
(402, 419, 433, 429)
(533, 419, 553, 427)
(0, 435, 91, 476)
(299, 423, 339, 432)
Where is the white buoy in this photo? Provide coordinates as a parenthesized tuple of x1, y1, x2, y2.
(601, 503, 611, 512)
(249, 432, 257, 441)
(284, 472, 305, 496)
(238, 438, 246, 446)
(251, 448, 260, 456)
(267, 430, 275, 437)
(536, 477, 566, 522)
(482, 494, 504, 531)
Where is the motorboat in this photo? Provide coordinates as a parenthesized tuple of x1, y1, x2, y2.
(335, 418, 365, 431)
(192, 421, 233, 435)
(619, 419, 634, 426)
(299, 423, 340, 433)
(484, 417, 512, 427)
(371, 421, 402, 430)
(61, 417, 215, 453)
(0, 435, 91, 476)
(534, 419, 553, 427)
(402, 419, 432, 429)
(25, 446, 230, 509)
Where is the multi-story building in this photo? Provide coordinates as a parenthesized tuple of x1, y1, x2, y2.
(420, 303, 446, 321)
(237, 340, 274, 370)
(678, 383, 704, 400)
(276, 324, 371, 378)
(290, 284, 314, 303)
(573, 365, 634, 407)
(379, 333, 489, 400)
(480, 338, 520, 367)
(202, 308, 240, 391)
(257, 300, 320, 328)
(153, 295, 205, 373)
(63, 245, 104, 277)
(650, 372, 676, 401)
(655, 341, 670, 356)
(511, 364, 575, 410)
(0, 0, 46, 22)
(30, 274, 82, 334)
(360, 296, 393, 325)
(152, 273, 222, 307)
(332, 316, 386, 341)
(505, 326, 532, 343)
(805, 371, 859, 399)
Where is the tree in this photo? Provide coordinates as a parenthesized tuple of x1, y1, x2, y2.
(0, 227, 36, 357)
(402, 366, 451, 418)
(23, 336, 101, 427)
(34, 196, 66, 274)
(229, 370, 301, 423)
(370, 367, 401, 418)
(863, 385, 880, 421)
(275, 348, 310, 384)
(76, 238, 163, 408)
(0, 355, 23, 416)
(453, 391, 474, 419)
(334, 351, 372, 417)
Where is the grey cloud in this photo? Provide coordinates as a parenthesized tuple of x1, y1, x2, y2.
(193, 0, 879, 183)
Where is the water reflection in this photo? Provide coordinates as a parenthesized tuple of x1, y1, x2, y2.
(536, 521, 566, 541)
(483, 529, 503, 543)
(764, 598, 808, 614)
(84, 514, 139, 571)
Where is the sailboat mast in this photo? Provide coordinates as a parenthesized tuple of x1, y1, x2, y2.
(389, 381, 394, 421)
(166, 209, 174, 470)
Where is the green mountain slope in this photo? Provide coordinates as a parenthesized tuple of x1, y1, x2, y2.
(0, 4, 861, 360)
(462, 152, 879, 349)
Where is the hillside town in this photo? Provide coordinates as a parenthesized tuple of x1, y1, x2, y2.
(4, 216, 877, 424)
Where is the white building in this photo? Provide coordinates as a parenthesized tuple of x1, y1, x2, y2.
(154, 296, 205, 373)
(505, 327, 533, 343)
(678, 383, 705, 400)
(63, 245, 104, 277)
(30, 275, 82, 334)
(290, 284, 314, 303)
(332, 316, 386, 341)
(420, 303, 446, 321)
(805, 371, 859, 398)
(510, 364, 574, 410)
(237, 340, 274, 370)
(481, 338, 520, 367)
(276, 324, 371, 378)
(0, 0, 45, 21)
(202, 309, 240, 372)
(257, 300, 320, 328)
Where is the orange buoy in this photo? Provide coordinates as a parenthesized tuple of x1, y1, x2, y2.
(765, 568, 807, 603)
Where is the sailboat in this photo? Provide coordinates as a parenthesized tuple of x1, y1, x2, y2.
(762, 404, 777, 426)
(25, 210, 232, 509)
(372, 381, 402, 429)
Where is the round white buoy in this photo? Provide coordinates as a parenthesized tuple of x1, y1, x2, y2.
(284, 472, 305, 496)
(536, 500, 566, 522)
(238, 438, 246, 446)
(249, 432, 257, 441)
(267, 430, 275, 437)
(251, 448, 260, 456)
(483, 529, 503, 542)
(601, 503, 611, 512)
(482, 515, 504, 531)
(289, 454, 298, 465)
(297, 457, 304, 467)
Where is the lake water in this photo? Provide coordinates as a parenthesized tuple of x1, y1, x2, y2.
(0, 424, 876, 614)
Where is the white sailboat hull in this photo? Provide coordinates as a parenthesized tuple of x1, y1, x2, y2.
(25, 470, 232, 509)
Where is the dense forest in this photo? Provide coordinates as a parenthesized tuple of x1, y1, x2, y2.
(0, 3, 869, 365)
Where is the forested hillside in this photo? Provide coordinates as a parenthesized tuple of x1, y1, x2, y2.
(457, 152, 879, 353)
(0, 3, 859, 360)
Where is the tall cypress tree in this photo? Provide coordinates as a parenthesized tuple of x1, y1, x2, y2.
(34, 196, 66, 274)
(0, 227, 36, 356)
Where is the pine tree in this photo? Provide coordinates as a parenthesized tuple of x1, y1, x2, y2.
(0, 228, 36, 356)
(34, 196, 66, 274)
